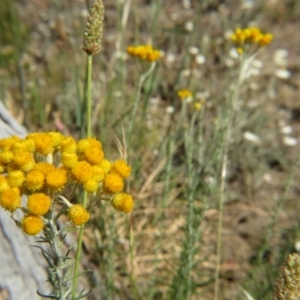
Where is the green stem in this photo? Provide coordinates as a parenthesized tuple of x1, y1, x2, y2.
(86, 54, 93, 137)
(213, 54, 245, 300)
(72, 54, 93, 299)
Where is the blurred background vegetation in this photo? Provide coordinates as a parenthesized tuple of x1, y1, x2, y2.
(1, 0, 300, 299)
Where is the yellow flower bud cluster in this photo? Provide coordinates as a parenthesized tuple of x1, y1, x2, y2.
(230, 27, 273, 53)
(0, 132, 134, 235)
(177, 89, 205, 111)
(127, 45, 161, 62)
(177, 89, 193, 102)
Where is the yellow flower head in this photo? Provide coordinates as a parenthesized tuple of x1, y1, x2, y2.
(11, 139, 35, 153)
(0, 175, 9, 192)
(82, 145, 104, 165)
(148, 49, 161, 62)
(111, 160, 131, 179)
(127, 44, 161, 62)
(126, 46, 136, 56)
(258, 33, 273, 46)
(27, 193, 51, 215)
(22, 214, 44, 235)
(177, 89, 193, 102)
(0, 150, 14, 164)
(26, 169, 45, 191)
(231, 27, 273, 49)
(68, 204, 90, 225)
(83, 178, 99, 193)
(92, 165, 105, 182)
(193, 102, 202, 111)
(237, 47, 244, 55)
(6, 170, 25, 188)
(248, 27, 262, 43)
(0, 136, 20, 150)
(0, 187, 21, 212)
(11, 151, 35, 172)
(34, 162, 56, 176)
(72, 161, 93, 183)
(27, 133, 54, 155)
(111, 193, 134, 213)
(99, 159, 112, 174)
(48, 131, 63, 148)
(59, 136, 77, 153)
(77, 137, 102, 153)
(61, 152, 79, 168)
(230, 27, 245, 44)
(103, 173, 124, 193)
(46, 168, 67, 191)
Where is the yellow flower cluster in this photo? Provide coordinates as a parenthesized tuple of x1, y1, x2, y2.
(127, 44, 161, 62)
(177, 89, 193, 101)
(177, 89, 206, 111)
(0, 133, 134, 235)
(230, 27, 273, 53)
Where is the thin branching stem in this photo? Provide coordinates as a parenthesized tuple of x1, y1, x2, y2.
(213, 55, 246, 300)
(39, 202, 70, 299)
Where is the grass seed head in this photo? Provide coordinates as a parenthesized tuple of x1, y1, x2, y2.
(83, 0, 105, 56)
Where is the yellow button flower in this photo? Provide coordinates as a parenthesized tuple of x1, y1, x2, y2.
(27, 133, 54, 155)
(34, 162, 56, 176)
(92, 165, 105, 182)
(22, 214, 44, 235)
(48, 131, 63, 148)
(68, 204, 90, 225)
(0, 150, 14, 164)
(27, 193, 51, 215)
(126, 44, 161, 62)
(26, 169, 45, 191)
(99, 159, 112, 174)
(72, 161, 93, 183)
(103, 173, 124, 193)
(111, 160, 131, 179)
(77, 137, 102, 153)
(61, 152, 78, 168)
(258, 33, 273, 46)
(83, 179, 99, 193)
(6, 170, 25, 188)
(0, 175, 9, 192)
(0, 187, 21, 212)
(177, 89, 193, 102)
(0, 136, 20, 150)
(111, 193, 134, 213)
(230, 27, 273, 49)
(46, 168, 67, 191)
(83, 145, 104, 165)
(12, 151, 35, 172)
(193, 102, 202, 111)
(59, 136, 77, 153)
(11, 139, 34, 153)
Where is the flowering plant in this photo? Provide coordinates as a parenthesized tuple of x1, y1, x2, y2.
(0, 132, 133, 297)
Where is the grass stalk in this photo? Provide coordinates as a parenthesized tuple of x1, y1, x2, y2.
(72, 54, 93, 299)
